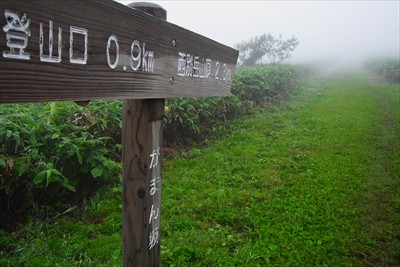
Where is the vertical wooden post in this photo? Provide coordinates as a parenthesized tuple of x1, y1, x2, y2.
(122, 99, 164, 266)
(123, 3, 166, 267)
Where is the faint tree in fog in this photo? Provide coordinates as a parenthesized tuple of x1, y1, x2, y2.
(235, 34, 300, 66)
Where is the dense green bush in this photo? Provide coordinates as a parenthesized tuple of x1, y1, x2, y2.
(164, 96, 244, 145)
(363, 58, 400, 84)
(0, 101, 122, 229)
(232, 64, 303, 105)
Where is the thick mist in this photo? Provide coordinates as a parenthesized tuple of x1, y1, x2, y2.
(116, 0, 399, 68)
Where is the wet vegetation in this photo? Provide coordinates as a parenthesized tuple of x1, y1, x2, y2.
(0, 64, 305, 231)
(1, 63, 399, 266)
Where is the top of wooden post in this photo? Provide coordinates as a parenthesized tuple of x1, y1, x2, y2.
(128, 2, 167, 20)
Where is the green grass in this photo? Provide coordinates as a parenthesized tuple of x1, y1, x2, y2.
(160, 74, 399, 266)
(0, 187, 123, 267)
(1, 73, 399, 266)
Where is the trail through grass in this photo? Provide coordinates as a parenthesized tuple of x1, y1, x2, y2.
(1, 73, 399, 266)
(161, 74, 399, 266)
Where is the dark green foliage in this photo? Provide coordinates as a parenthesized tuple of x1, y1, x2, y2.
(164, 96, 243, 146)
(0, 101, 122, 229)
(232, 64, 303, 105)
(363, 58, 400, 84)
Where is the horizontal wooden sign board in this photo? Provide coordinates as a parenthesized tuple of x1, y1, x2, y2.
(0, 0, 238, 103)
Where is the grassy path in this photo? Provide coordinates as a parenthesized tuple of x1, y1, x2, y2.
(348, 77, 400, 265)
(161, 74, 400, 266)
(1, 74, 399, 266)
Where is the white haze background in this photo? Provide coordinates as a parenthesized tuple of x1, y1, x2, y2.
(115, 0, 400, 67)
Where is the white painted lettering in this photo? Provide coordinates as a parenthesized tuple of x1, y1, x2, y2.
(142, 42, 148, 71)
(205, 59, 212, 78)
(150, 176, 160, 196)
(199, 58, 207, 78)
(226, 66, 232, 82)
(148, 204, 159, 224)
(130, 40, 141, 71)
(177, 52, 216, 80)
(69, 26, 88, 64)
(193, 56, 200, 78)
(178, 52, 186, 76)
(2, 10, 31, 60)
(146, 50, 155, 72)
(214, 62, 232, 81)
(149, 147, 160, 169)
(2, 12, 236, 81)
(148, 227, 159, 251)
(106, 35, 119, 69)
(215, 61, 220, 80)
(185, 53, 193, 77)
(40, 20, 62, 63)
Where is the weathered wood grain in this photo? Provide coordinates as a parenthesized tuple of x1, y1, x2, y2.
(122, 99, 164, 267)
(0, 0, 238, 103)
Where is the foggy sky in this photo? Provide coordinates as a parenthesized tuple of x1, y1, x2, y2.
(115, 0, 400, 65)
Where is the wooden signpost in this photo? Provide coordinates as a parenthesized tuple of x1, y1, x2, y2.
(0, 0, 238, 266)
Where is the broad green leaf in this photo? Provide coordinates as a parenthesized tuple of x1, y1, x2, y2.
(50, 168, 65, 178)
(46, 170, 53, 186)
(106, 160, 116, 170)
(18, 163, 30, 176)
(50, 102, 57, 116)
(62, 179, 76, 192)
(91, 167, 103, 178)
(34, 171, 46, 185)
(46, 162, 54, 169)
(0, 158, 6, 168)
(76, 149, 83, 165)
(269, 244, 278, 252)
(46, 169, 63, 186)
